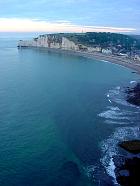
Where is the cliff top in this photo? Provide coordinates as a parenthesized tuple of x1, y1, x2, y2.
(37, 32, 140, 50)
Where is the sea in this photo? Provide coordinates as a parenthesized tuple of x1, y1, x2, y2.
(0, 33, 140, 186)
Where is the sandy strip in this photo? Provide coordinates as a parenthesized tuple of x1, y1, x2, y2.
(80, 52, 140, 74)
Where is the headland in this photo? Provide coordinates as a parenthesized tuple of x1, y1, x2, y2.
(18, 32, 140, 73)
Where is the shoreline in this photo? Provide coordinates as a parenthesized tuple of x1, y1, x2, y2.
(19, 47, 140, 74)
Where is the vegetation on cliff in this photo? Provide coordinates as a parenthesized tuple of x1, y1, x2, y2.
(40, 32, 140, 50)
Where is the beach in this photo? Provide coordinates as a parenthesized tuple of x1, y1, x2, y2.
(82, 52, 140, 74)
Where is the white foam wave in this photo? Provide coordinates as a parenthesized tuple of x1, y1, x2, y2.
(108, 106, 120, 111)
(99, 110, 129, 120)
(98, 84, 140, 185)
(83, 165, 97, 178)
(109, 88, 120, 95)
(116, 86, 121, 90)
(107, 86, 140, 108)
(100, 106, 138, 123)
(100, 126, 140, 184)
(97, 83, 140, 185)
(107, 87, 129, 107)
(130, 81, 137, 84)
(107, 157, 116, 182)
(104, 120, 128, 125)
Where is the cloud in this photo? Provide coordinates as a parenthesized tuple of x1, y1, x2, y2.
(0, 18, 136, 33)
(0, 1, 139, 33)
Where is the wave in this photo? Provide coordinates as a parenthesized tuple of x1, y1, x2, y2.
(83, 165, 97, 178)
(104, 120, 128, 125)
(97, 82, 140, 185)
(98, 106, 130, 121)
(107, 84, 140, 109)
(130, 80, 137, 84)
(100, 126, 140, 184)
(84, 82, 140, 185)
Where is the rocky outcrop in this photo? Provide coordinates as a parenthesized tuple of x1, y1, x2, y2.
(119, 140, 140, 154)
(114, 140, 140, 186)
(18, 34, 79, 51)
(18, 34, 102, 53)
(126, 83, 140, 106)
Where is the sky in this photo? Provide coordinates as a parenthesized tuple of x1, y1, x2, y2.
(0, 0, 139, 34)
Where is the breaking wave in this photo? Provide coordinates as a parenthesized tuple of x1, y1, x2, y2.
(97, 82, 140, 185)
(100, 126, 140, 184)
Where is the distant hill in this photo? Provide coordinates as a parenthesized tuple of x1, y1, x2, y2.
(62, 32, 140, 50)
(43, 32, 140, 50)
(21, 32, 140, 53)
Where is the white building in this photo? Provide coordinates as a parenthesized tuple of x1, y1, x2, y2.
(87, 47, 101, 52)
(102, 49, 112, 55)
(134, 55, 140, 62)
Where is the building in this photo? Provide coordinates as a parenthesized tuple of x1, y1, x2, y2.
(87, 47, 101, 52)
(134, 55, 140, 62)
(102, 49, 112, 55)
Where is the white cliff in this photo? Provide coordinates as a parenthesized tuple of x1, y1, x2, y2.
(18, 35, 78, 50)
(18, 34, 101, 53)
(62, 37, 79, 50)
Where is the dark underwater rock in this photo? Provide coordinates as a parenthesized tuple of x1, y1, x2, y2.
(51, 161, 81, 186)
(126, 83, 140, 106)
(61, 161, 81, 178)
(119, 140, 140, 154)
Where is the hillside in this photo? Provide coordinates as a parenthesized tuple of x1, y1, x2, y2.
(63, 32, 140, 50)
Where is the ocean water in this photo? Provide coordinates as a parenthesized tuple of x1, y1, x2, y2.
(0, 35, 140, 186)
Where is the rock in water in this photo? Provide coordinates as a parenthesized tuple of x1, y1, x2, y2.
(116, 157, 140, 186)
(51, 161, 81, 186)
(126, 83, 140, 106)
(114, 140, 140, 186)
(119, 140, 140, 154)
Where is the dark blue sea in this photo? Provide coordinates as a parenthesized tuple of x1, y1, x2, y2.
(0, 33, 140, 186)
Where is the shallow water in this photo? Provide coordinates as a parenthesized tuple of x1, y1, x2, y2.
(0, 37, 140, 186)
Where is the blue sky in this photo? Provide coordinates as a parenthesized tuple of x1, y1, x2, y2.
(0, 0, 139, 33)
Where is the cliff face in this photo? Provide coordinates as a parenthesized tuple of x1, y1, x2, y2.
(18, 32, 140, 54)
(18, 34, 79, 51)
(18, 33, 104, 53)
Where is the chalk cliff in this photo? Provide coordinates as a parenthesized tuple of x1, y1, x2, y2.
(18, 33, 102, 52)
(18, 34, 79, 50)
(18, 32, 140, 56)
